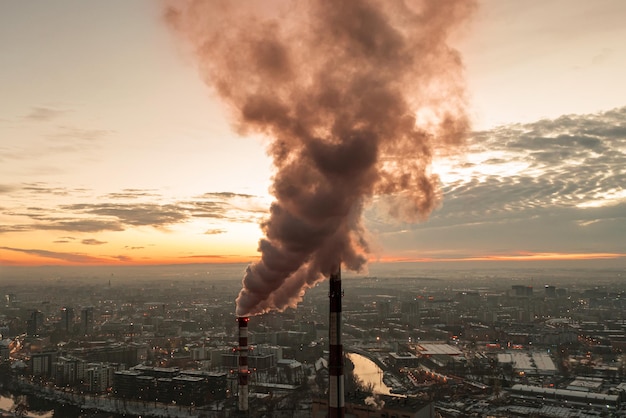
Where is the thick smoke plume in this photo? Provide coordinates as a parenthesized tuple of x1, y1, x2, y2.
(166, 0, 475, 316)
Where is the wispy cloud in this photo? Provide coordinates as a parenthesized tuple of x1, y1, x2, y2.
(0, 186, 268, 235)
(53, 236, 76, 243)
(39, 219, 125, 233)
(25, 107, 66, 121)
(204, 228, 226, 235)
(443, 106, 626, 215)
(198, 192, 255, 199)
(372, 106, 626, 258)
(82, 238, 107, 245)
(0, 246, 109, 263)
(0, 184, 16, 194)
(179, 254, 229, 259)
(61, 203, 189, 227)
(0, 225, 32, 233)
(22, 183, 74, 196)
(48, 126, 112, 142)
(104, 189, 161, 199)
(112, 255, 133, 262)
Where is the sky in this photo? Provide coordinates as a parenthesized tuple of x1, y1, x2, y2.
(0, 0, 625, 270)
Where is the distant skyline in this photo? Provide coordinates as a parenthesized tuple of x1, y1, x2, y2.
(1, 0, 625, 268)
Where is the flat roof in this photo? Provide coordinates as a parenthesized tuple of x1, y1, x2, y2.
(115, 370, 141, 376)
(389, 352, 418, 359)
(511, 384, 619, 402)
(532, 353, 557, 372)
(568, 378, 603, 390)
(497, 352, 556, 373)
(173, 375, 204, 382)
(416, 344, 462, 356)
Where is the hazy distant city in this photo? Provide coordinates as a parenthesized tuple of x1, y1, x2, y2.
(2, 0, 625, 417)
(2, 264, 626, 417)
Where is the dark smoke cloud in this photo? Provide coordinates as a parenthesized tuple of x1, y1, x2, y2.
(166, 0, 475, 316)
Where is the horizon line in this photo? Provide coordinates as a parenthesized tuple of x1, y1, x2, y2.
(1, 251, 625, 268)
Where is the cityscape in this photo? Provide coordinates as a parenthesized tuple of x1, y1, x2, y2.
(2, 1, 626, 417)
(1, 264, 626, 417)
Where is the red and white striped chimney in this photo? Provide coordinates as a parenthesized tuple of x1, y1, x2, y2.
(237, 316, 249, 413)
(328, 265, 345, 418)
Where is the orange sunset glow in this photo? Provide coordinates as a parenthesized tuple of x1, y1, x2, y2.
(378, 252, 626, 264)
(1, 1, 625, 271)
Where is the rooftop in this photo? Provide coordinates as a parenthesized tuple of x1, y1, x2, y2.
(415, 343, 462, 356)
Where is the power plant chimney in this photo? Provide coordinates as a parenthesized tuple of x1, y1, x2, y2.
(328, 265, 345, 418)
(237, 316, 249, 414)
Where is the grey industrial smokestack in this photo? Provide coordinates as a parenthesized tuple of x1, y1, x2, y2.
(328, 266, 344, 418)
(237, 316, 249, 413)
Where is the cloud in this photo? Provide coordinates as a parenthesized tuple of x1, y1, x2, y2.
(186, 195, 267, 222)
(0, 246, 109, 263)
(22, 183, 74, 196)
(371, 106, 626, 257)
(112, 255, 133, 262)
(0, 225, 32, 233)
(179, 254, 229, 259)
(38, 126, 112, 157)
(3, 104, 624, 266)
(35, 219, 125, 233)
(25, 107, 66, 121)
(104, 189, 161, 199)
(456, 107, 625, 211)
(1, 186, 267, 235)
(0, 184, 16, 194)
(48, 126, 111, 142)
(198, 192, 255, 199)
(61, 203, 189, 227)
(185, 200, 228, 219)
(82, 238, 107, 245)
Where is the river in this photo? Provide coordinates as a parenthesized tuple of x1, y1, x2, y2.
(3, 355, 393, 415)
(0, 393, 53, 417)
(0, 387, 197, 418)
(346, 353, 393, 395)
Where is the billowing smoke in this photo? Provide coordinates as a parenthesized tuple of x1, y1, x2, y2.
(364, 395, 385, 410)
(165, 0, 475, 316)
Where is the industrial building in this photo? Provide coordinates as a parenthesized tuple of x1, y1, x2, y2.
(113, 365, 227, 405)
